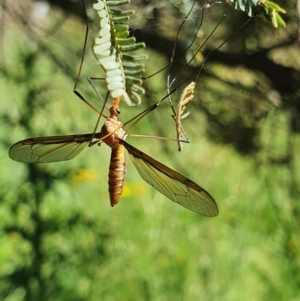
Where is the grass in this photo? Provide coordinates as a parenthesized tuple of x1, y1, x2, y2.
(0, 2, 299, 300)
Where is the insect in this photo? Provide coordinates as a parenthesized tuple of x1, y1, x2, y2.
(9, 96, 218, 217)
(9, 1, 229, 216)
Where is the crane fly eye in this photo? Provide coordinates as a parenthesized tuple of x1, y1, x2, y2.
(117, 107, 121, 114)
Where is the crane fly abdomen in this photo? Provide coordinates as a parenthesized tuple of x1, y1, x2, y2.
(101, 115, 127, 207)
(108, 144, 127, 206)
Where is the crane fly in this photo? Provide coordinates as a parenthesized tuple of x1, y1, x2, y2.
(9, 0, 225, 216)
(9, 97, 218, 217)
(7, 1, 255, 216)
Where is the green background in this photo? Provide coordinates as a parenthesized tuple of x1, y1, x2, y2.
(0, 0, 299, 300)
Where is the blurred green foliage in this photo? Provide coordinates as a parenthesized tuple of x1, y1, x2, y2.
(0, 0, 300, 300)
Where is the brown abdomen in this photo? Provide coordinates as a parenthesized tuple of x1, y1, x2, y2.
(108, 144, 126, 206)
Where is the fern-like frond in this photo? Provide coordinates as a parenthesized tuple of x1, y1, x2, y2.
(93, 0, 147, 106)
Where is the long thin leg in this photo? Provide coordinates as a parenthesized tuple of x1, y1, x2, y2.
(128, 134, 189, 144)
(71, 1, 253, 147)
(73, 1, 91, 106)
(72, 0, 109, 117)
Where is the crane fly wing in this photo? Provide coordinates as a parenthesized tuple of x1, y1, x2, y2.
(122, 140, 218, 216)
(9, 134, 93, 163)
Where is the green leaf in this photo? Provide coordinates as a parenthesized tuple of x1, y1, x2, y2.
(259, 0, 286, 28)
(230, 0, 286, 28)
(93, 0, 147, 106)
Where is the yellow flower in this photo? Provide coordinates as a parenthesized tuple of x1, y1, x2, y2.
(72, 169, 98, 185)
(122, 181, 149, 198)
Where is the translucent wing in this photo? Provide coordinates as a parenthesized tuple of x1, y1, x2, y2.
(9, 134, 94, 163)
(122, 140, 218, 216)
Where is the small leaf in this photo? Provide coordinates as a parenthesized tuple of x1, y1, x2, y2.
(264, 0, 286, 13)
(276, 12, 286, 28)
(230, 0, 286, 28)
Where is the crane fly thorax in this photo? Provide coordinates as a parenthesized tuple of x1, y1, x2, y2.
(101, 116, 127, 148)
